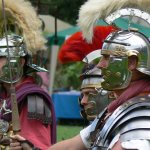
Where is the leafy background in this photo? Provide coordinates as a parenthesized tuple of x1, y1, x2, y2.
(29, 0, 87, 90)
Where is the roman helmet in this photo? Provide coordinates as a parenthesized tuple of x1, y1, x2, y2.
(0, 0, 47, 83)
(101, 29, 150, 90)
(78, 0, 150, 90)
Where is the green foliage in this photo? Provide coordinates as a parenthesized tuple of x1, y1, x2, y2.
(29, 0, 87, 90)
(54, 62, 84, 90)
(29, 0, 86, 25)
(48, 0, 86, 25)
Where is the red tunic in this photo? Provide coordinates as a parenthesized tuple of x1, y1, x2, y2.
(20, 105, 51, 149)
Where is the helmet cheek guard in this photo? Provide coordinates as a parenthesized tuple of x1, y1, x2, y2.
(101, 56, 132, 90)
(84, 90, 110, 121)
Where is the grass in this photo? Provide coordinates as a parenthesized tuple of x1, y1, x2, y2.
(57, 125, 83, 142)
(56, 119, 88, 142)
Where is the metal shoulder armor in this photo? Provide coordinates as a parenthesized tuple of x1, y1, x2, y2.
(93, 94, 150, 150)
(27, 94, 52, 125)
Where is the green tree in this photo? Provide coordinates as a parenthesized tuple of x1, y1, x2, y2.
(29, 0, 86, 25)
(54, 62, 84, 90)
(50, 0, 86, 25)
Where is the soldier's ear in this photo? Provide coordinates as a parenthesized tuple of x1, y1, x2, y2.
(128, 56, 138, 71)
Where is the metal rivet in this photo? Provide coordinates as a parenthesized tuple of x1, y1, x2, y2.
(140, 97, 146, 101)
(105, 83, 110, 87)
(105, 71, 111, 76)
(115, 72, 121, 77)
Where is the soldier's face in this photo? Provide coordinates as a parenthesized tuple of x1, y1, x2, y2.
(81, 88, 97, 106)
